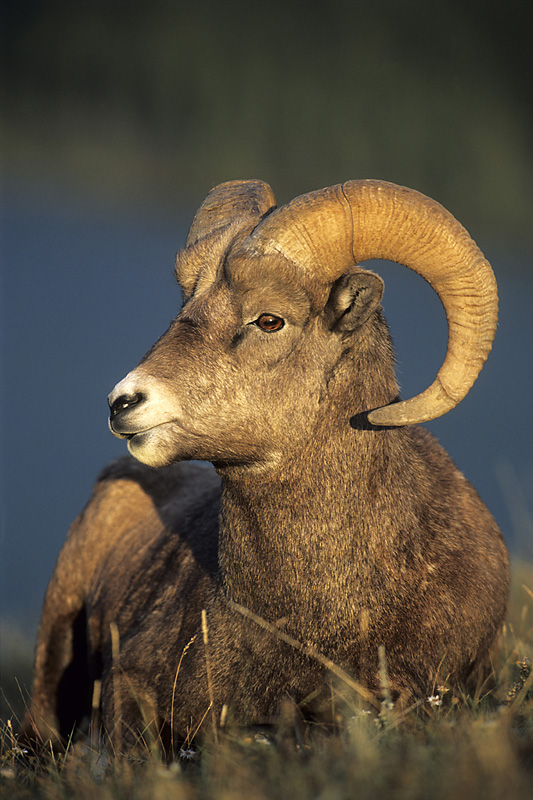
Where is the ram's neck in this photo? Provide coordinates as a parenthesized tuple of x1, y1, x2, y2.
(217, 410, 417, 641)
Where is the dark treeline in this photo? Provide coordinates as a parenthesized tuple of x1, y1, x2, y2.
(2, 0, 532, 243)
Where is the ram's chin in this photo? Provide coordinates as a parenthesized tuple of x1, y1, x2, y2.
(126, 430, 181, 468)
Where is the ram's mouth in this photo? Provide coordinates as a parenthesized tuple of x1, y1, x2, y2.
(108, 418, 167, 441)
(108, 417, 133, 440)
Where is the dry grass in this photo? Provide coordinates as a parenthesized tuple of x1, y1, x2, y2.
(1, 561, 532, 800)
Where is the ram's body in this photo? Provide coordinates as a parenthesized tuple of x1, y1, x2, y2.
(21, 180, 509, 753)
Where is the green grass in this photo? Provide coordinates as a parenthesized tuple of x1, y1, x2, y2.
(2, 561, 532, 800)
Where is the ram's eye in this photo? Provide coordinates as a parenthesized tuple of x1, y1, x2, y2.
(255, 314, 285, 332)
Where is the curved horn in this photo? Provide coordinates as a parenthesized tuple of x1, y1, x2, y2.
(245, 180, 498, 427)
(177, 180, 277, 298)
(186, 180, 276, 245)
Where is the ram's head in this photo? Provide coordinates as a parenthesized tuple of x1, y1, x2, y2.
(108, 180, 497, 469)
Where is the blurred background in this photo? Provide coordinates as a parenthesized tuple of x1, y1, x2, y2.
(1, 0, 532, 708)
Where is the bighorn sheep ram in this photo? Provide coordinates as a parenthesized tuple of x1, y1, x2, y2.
(22, 179, 509, 753)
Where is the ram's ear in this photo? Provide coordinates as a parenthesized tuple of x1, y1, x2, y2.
(325, 269, 385, 332)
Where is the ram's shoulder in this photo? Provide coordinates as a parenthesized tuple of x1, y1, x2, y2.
(63, 457, 219, 558)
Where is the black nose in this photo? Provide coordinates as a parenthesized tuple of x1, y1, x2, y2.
(109, 392, 144, 419)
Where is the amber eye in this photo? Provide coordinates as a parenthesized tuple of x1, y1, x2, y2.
(255, 314, 285, 332)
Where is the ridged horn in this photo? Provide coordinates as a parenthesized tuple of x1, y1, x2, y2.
(245, 179, 498, 427)
(177, 180, 277, 298)
(186, 179, 276, 245)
